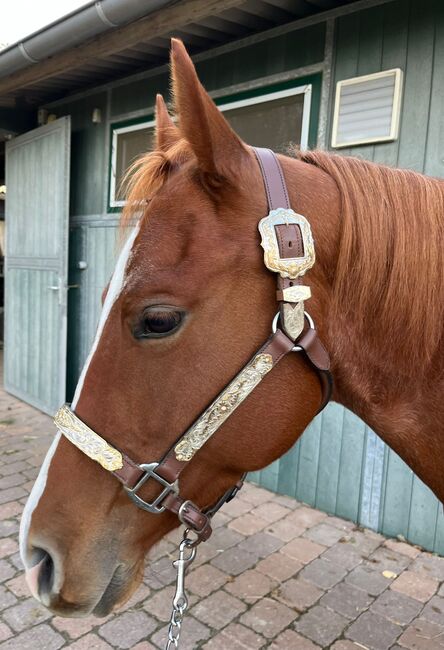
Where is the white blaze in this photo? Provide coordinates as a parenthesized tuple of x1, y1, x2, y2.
(20, 225, 140, 570)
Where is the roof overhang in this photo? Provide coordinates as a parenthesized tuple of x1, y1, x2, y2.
(0, 0, 369, 110)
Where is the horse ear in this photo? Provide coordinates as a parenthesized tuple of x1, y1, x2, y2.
(155, 94, 181, 152)
(170, 38, 248, 180)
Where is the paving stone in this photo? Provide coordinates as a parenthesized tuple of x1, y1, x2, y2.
(250, 502, 291, 523)
(331, 641, 365, 650)
(420, 595, 444, 625)
(265, 517, 306, 542)
(281, 538, 326, 564)
(325, 516, 356, 532)
(0, 624, 12, 643)
(368, 546, 411, 575)
(0, 487, 26, 505)
(192, 590, 247, 629)
(151, 616, 210, 650)
(300, 557, 348, 590)
(211, 546, 257, 576)
(397, 617, 444, 649)
(304, 522, 346, 547)
(2, 597, 51, 632)
(99, 611, 157, 648)
(52, 615, 97, 639)
(275, 576, 323, 612)
(371, 589, 422, 625)
(343, 529, 385, 556)
(287, 506, 328, 529)
(143, 585, 198, 622)
(201, 622, 265, 649)
(295, 604, 348, 646)
(271, 493, 301, 509)
(131, 643, 157, 650)
(384, 538, 421, 559)
(346, 563, 393, 596)
(66, 633, 113, 649)
(220, 498, 252, 518)
(322, 542, 364, 570)
(0, 559, 16, 583)
(321, 581, 374, 619)
(0, 474, 27, 490)
(207, 526, 244, 551)
(391, 570, 439, 603)
(228, 513, 268, 535)
(240, 596, 296, 638)
(411, 553, 444, 581)
(0, 539, 18, 559)
(144, 556, 176, 590)
(269, 629, 321, 649)
(187, 563, 229, 597)
(0, 623, 64, 650)
(256, 552, 303, 582)
(0, 521, 18, 539)
(347, 610, 402, 649)
(224, 568, 276, 603)
(238, 484, 273, 506)
(0, 585, 17, 609)
(0, 502, 22, 519)
(238, 530, 284, 558)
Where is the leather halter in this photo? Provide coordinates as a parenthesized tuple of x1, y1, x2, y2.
(53, 147, 333, 543)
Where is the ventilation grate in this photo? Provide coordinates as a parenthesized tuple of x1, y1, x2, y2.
(331, 69, 403, 148)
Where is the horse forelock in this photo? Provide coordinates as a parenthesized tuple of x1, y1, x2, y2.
(120, 137, 194, 230)
(298, 150, 444, 375)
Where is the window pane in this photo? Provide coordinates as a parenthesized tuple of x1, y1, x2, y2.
(114, 126, 154, 201)
(223, 94, 305, 153)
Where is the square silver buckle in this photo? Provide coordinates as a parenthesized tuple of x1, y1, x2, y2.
(125, 462, 179, 514)
(258, 208, 315, 279)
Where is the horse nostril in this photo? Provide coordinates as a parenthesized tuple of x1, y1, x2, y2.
(39, 551, 55, 596)
(31, 548, 55, 597)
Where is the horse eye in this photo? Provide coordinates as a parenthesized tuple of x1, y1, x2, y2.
(134, 307, 184, 339)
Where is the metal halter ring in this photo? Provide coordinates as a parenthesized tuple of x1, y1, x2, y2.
(271, 310, 315, 352)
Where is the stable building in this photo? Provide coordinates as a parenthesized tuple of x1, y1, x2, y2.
(1, 0, 443, 552)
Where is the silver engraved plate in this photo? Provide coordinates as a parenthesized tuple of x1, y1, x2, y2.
(174, 353, 274, 462)
(282, 302, 305, 340)
(258, 208, 315, 279)
(54, 405, 123, 472)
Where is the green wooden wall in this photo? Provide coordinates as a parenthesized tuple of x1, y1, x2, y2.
(47, 0, 444, 553)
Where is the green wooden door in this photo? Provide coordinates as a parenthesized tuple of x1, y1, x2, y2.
(4, 117, 71, 415)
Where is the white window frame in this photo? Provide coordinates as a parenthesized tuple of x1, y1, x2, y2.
(331, 68, 403, 148)
(109, 83, 312, 208)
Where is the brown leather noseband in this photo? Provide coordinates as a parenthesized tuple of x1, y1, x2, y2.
(54, 147, 332, 544)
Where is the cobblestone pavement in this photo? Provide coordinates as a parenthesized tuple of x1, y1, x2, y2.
(1, 388, 444, 649)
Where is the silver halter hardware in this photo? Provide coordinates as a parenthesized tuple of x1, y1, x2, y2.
(272, 310, 315, 352)
(166, 531, 197, 649)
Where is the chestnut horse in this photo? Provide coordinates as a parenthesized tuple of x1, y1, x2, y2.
(19, 39, 444, 621)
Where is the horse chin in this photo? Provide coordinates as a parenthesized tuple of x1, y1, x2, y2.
(92, 564, 143, 617)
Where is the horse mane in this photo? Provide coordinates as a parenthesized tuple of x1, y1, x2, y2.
(299, 150, 444, 373)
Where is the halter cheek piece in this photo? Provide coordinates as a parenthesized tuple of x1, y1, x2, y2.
(53, 147, 333, 543)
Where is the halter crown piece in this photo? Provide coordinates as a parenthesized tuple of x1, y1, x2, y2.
(53, 146, 332, 541)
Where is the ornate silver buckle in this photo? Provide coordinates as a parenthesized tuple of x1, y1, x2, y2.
(258, 208, 315, 279)
(125, 462, 179, 514)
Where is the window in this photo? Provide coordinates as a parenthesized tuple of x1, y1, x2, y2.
(110, 120, 155, 208)
(109, 82, 313, 208)
(331, 68, 403, 148)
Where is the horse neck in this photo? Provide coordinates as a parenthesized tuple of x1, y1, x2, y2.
(286, 157, 444, 503)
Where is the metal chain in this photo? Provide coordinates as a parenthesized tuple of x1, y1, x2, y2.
(165, 531, 197, 650)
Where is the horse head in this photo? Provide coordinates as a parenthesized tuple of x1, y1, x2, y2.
(19, 39, 340, 616)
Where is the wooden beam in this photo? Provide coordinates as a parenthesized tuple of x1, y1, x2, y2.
(0, 0, 245, 96)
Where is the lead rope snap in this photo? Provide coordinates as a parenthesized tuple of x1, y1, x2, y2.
(165, 531, 198, 649)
